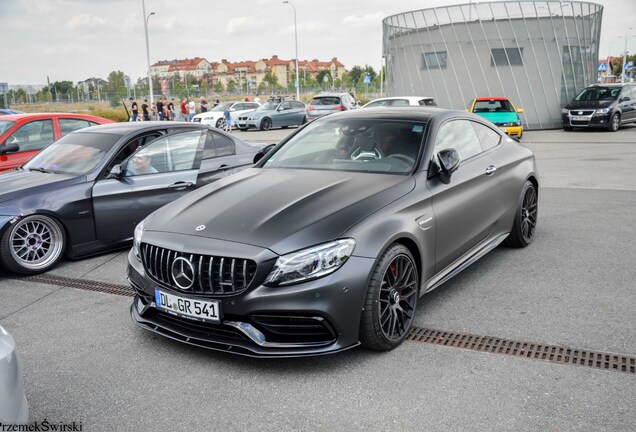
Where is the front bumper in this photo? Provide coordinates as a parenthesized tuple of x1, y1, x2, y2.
(562, 112, 611, 129)
(236, 117, 262, 130)
(498, 125, 522, 137)
(128, 243, 375, 357)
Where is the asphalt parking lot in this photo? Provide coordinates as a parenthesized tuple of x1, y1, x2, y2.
(1, 125, 635, 431)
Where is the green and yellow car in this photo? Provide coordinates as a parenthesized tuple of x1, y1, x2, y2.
(467, 97, 524, 138)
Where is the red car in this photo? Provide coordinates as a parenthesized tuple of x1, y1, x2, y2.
(0, 113, 113, 171)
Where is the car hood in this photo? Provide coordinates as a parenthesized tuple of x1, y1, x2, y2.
(248, 110, 274, 118)
(145, 167, 415, 254)
(0, 169, 80, 207)
(564, 99, 615, 110)
(475, 111, 519, 124)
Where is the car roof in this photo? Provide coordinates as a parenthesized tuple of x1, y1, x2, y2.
(72, 121, 207, 135)
(474, 97, 511, 101)
(370, 96, 435, 101)
(0, 112, 111, 122)
(316, 106, 469, 123)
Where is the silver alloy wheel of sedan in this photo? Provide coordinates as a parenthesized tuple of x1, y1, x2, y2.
(2, 215, 65, 274)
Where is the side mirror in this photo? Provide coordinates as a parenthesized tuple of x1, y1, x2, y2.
(108, 164, 124, 179)
(517, 108, 524, 113)
(437, 148, 461, 184)
(0, 142, 20, 155)
(253, 144, 276, 164)
(619, 97, 631, 103)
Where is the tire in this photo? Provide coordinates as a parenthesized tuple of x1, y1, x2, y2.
(563, 126, 573, 131)
(281, 126, 289, 129)
(607, 113, 620, 132)
(504, 181, 538, 248)
(359, 244, 419, 351)
(0, 215, 66, 274)
(260, 118, 272, 131)
(517, 130, 523, 139)
(215, 118, 225, 129)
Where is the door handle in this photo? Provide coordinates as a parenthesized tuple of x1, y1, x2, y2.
(485, 165, 497, 176)
(218, 164, 231, 171)
(168, 181, 193, 190)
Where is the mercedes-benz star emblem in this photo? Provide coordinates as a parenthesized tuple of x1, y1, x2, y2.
(171, 257, 195, 290)
(195, 225, 206, 231)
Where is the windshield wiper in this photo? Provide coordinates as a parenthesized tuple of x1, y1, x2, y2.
(28, 167, 51, 174)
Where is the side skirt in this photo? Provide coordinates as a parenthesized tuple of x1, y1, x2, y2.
(421, 232, 509, 296)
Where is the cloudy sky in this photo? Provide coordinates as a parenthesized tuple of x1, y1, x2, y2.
(0, 0, 634, 85)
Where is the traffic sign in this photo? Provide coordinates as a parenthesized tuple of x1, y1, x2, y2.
(363, 75, 371, 84)
(625, 61, 634, 71)
(597, 62, 607, 72)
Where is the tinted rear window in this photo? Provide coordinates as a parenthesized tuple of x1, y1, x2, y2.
(310, 97, 342, 106)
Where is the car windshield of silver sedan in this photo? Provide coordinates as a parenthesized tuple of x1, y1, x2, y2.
(262, 119, 426, 174)
(211, 102, 233, 112)
(22, 132, 120, 174)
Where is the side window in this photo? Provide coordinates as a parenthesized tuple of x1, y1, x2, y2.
(433, 120, 482, 162)
(6, 119, 54, 151)
(59, 119, 92, 137)
(106, 133, 162, 174)
(233, 104, 244, 111)
(203, 131, 235, 159)
(280, 102, 292, 110)
(292, 102, 305, 109)
(471, 122, 501, 152)
(124, 130, 204, 176)
(391, 99, 410, 107)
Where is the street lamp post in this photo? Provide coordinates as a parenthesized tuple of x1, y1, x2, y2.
(142, 0, 155, 107)
(283, 1, 300, 101)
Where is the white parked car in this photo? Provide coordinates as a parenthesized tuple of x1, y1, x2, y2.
(0, 326, 28, 424)
(362, 96, 436, 108)
(192, 101, 261, 129)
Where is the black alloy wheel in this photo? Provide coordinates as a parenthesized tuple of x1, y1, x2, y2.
(505, 180, 538, 248)
(260, 118, 272, 131)
(608, 113, 620, 132)
(360, 244, 419, 351)
(215, 118, 225, 129)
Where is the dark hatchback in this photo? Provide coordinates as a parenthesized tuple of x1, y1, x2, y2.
(562, 83, 636, 131)
(0, 122, 264, 275)
(128, 107, 539, 357)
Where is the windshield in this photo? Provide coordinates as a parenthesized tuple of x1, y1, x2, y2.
(574, 87, 621, 101)
(211, 102, 233, 112)
(472, 99, 514, 112)
(23, 131, 121, 174)
(262, 119, 426, 175)
(0, 120, 15, 135)
(257, 102, 279, 111)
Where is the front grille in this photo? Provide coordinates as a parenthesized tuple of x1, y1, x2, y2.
(571, 120, 591, 126)
(569, 110, 594, 116)
(141, 243, 257, 296)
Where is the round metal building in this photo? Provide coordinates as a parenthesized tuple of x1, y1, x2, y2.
(383, 1, 603, 129)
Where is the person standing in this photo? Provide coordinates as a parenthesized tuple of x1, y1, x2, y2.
(223, 105, 232, 132)
(168, 98, 175, 121)
(129, 97, 138, 122)
(156, 98, 164, 121)
(141, 99, 150, 121)
(180, 98, 188, 121)
(188, 96, 196, 121)
(200, 96, 209, 113)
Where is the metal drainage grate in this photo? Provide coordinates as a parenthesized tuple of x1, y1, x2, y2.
(406, 327, 636, 374)
(14, 274, 134, 297)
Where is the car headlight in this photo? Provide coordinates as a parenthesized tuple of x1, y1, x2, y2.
(133, 219, 145, 261)
(595, 108, 610, 115)
(516, 120, 522, 126)
(562, 108, 569, 114)
(263, 239, 356, 286)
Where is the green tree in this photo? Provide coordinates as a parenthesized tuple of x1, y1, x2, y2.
(214, 81, 224, 93)
(316, 70, 333, 88)
(262, 73, 278, 89)
(227, 79, 237, 93)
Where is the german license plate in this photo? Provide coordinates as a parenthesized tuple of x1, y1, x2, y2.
(154, 289, 220, 323)
(571, 116, 588, 121)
